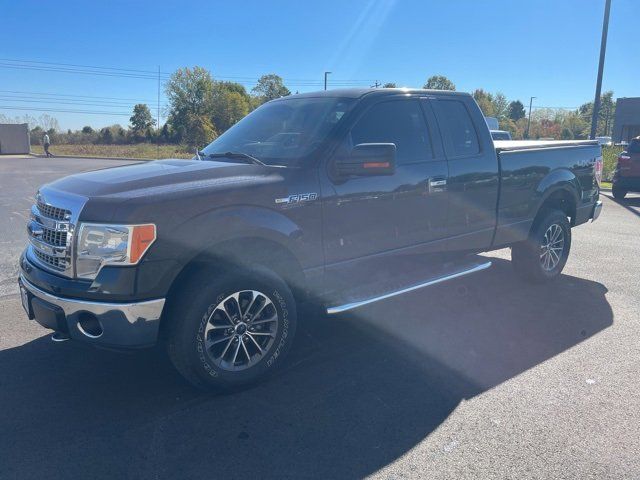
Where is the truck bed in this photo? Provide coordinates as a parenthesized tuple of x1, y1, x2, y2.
(494, 139, 598, 151)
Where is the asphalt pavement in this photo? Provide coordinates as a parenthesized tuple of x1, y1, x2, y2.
(0, 155, 639, 479)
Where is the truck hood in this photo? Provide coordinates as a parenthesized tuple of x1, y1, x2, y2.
(45, 159, 282, 199)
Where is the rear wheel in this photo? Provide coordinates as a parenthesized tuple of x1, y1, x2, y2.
(165, 266, 297, 390)
(511, 209, 571, 283)
(612, 186, 627, 200)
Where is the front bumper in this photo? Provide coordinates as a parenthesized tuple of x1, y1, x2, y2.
(19, 275, 165, 348)
(592, 200, 603, 221)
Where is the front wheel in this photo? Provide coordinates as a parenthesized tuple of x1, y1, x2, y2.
(511, 209, 571, 283)
(165, 266, 297, 390)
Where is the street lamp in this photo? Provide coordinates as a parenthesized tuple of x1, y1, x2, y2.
(526, 96, 536, 139)
(324, 71, 332, 91)
(590, 0, 612, 139)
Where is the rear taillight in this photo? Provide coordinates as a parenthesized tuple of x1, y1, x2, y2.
(594, 155, 603, 185)
(617, 154, 632, 173)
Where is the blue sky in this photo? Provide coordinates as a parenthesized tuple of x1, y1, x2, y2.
(1, 0, 637, 130)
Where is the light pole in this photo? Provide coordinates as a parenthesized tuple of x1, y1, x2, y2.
(324, 71, 331, 91)
(526, 96, 536, 139)
(590, 0, 612, 139)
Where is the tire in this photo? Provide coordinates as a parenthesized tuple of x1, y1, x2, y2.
(612, 187, 627, 200)
(164, 265, 297, 391)
(511, 209, 572, 283)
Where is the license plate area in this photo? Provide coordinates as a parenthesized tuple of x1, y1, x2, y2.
(19, 283, 34, 319)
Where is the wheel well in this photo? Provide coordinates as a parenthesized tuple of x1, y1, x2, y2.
(538, 189, 577, 226)
(160, 237, 306, 335)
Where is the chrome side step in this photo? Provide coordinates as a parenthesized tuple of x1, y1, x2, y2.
(326, 261, 492, 315)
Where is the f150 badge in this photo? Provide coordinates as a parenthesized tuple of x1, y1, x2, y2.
(275, 193, 318, 205)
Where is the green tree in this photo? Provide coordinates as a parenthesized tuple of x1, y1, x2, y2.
(129, 104, 155, 133)
(166, 66, 216, 143)
(423, 75, 456, 91)
(81, 126, 94, 134)
(184, 113, 217, 149)
(382, 82, 397, 88)
(492, 93, 509, 122)
(251, 74, 290, 103)
(577, 90, 615, 136)
(473, 89, 495, 117)
(213, 91, 251, 132)
(508, 100, 526, 121)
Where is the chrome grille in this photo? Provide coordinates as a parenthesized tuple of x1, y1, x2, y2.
(28, 193, 76, 276)
(33, 248, 68, 270)
(37, 200, 70, 221)
(41, 227, 67, 247)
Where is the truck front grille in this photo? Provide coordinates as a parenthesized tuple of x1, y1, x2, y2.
(28, 195, 76, 277)
(33, 248, 68, 271)
(36, 200, 71, 221)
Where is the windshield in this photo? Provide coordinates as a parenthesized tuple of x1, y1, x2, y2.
(201, 97, 355, 166)
(628, 138, 640, 154)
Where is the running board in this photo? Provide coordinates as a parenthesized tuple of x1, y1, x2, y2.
(326, 261, 492, 315)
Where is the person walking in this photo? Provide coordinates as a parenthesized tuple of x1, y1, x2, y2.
(43, 133, 53, 157)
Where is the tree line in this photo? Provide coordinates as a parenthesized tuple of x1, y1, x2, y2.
(4, 70, 615, 149)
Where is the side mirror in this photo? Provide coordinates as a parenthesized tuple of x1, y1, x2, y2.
(335, 143, 396, 177)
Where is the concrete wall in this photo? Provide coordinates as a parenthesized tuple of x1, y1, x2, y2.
(613, 97, 640, 143)
(0, 124, 30, 154)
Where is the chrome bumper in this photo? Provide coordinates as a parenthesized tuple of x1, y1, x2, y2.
(592, 200, 603, 221)
(19, 275, 165, 348)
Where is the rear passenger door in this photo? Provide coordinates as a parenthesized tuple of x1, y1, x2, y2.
(431, 97, 499, 251)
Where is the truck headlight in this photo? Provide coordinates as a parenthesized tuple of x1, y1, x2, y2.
(76, 223, 156, 279)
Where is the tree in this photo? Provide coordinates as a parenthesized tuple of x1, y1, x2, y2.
(382, 82, 397, 88)
(473, 89, 495, 117)
(129, 104, 155, 133)
(166, 66, 216, 142)
(423, 75, 455, 91)
(183, 113, 217, 149)
(81, 126, 94, 134)
(492, 93, 509, 122)
(508, 100, 526, 121)
(213, 91, 250, 133)
(251, 74, 290, 103)
(577, 90, 616, 136)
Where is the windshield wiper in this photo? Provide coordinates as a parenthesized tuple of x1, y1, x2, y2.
(205, 151, 266, 166)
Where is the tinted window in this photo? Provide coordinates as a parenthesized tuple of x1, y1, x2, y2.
(629, 139, 640, 154)
(202, 97, 355, 166)
(350, 100, 432, 164)
(491, 131, 511, 141)
(435, 100, 480, 157)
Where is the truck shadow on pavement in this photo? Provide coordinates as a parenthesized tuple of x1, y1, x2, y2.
(0, 258, 612, 479)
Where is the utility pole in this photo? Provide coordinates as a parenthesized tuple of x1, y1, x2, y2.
(590, 0, 611, 139)
(526, 96, 536, 139)
(157, 65, 161, 160)
(324, 71, 331, 91)
(371, 80, 380, 88)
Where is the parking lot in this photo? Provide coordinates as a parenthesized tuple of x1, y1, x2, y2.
(1, 155, 639, 479)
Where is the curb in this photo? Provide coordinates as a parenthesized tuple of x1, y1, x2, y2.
(30, 153, 153, 162)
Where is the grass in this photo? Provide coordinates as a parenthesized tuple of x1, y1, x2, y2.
(602, 145, 623, 182)
(31, 143, 193, 160)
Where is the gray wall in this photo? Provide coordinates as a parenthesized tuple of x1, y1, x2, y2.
(613, 97, 640, 143)
(0, 124, 30, 154)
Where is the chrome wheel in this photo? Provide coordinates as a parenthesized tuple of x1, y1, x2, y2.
(540, 223, 564, 271)
(203, 290, 279, 371)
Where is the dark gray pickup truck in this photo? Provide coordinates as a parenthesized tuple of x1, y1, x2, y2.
(19, 88, 603, 389)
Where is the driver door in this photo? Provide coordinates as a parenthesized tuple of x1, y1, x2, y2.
(319, 97, 449, 297)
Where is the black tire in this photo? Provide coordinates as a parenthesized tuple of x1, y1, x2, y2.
(164, 265, 297, 391)
(612, 187, 627, 200)
(511, 209, 571, 283)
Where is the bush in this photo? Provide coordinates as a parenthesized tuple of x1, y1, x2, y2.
(602, 145, 622, 181)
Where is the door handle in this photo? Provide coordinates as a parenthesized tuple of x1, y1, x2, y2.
(428, 177, 447, 193)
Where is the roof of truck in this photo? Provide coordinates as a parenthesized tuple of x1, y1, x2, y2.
(273, 88, 470, 100)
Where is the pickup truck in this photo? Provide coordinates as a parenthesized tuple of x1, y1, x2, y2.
(19, 88, 603, 390)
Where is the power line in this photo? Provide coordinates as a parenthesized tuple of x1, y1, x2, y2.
(0, 105, 131, 116)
